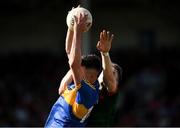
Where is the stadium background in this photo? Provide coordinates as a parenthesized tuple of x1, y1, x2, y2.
(0, 0, 180, 126)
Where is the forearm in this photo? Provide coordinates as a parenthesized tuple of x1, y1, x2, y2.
(69, 30, 82, 65)
(101, 52, 117, 92)
(65, 28, 74, 58)
(68, 29, 82, 85)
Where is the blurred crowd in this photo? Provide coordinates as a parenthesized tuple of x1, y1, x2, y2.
(0, 47, 180, 126)
(0, 52, 66, 126)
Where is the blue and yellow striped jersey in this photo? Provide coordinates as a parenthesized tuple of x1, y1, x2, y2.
(45, 80, 100, 127)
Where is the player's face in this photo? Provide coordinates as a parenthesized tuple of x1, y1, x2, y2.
(83, 68, 99, 84)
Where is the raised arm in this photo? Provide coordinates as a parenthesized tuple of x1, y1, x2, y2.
(58, 27, 74, 95)
(68, 13, 87, 86)
(97, 30, 118, 93)
(58, 8, 74, 95)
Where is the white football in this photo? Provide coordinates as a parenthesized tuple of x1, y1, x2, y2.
(66, 7, 93, 32)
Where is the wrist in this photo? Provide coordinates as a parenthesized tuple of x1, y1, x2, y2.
(101, 52, 109, 56)
(74, 28, 83, 34)
(74, 29, 82, 36)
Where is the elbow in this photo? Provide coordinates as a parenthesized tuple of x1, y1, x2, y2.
(107, 83, 118, 94)
(58, 87, 62, 95)
(108, 88, 117, 94)
(69, 60, 76, 69)
(69, 58, 80, 69)
(59, 89, 65, 95)
(104, 76, 118, 94)
(58, 89, 62, 95)
(59, 84, 66, 95)
(58, 84, 63, 95)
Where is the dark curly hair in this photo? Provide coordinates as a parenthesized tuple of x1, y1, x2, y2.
(81, 54, 101, 73)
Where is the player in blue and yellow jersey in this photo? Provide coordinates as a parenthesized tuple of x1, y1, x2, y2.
(56, 27, 123, 126)
(56, 27, 123, 127)
(45, 8, 102, 127)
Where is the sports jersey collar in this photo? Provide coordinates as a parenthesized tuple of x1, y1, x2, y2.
(83, 80, 96, 90)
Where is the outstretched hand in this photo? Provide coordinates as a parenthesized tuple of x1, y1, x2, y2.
(96, 30, 114, 53)
(73, 6, 88, 32)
